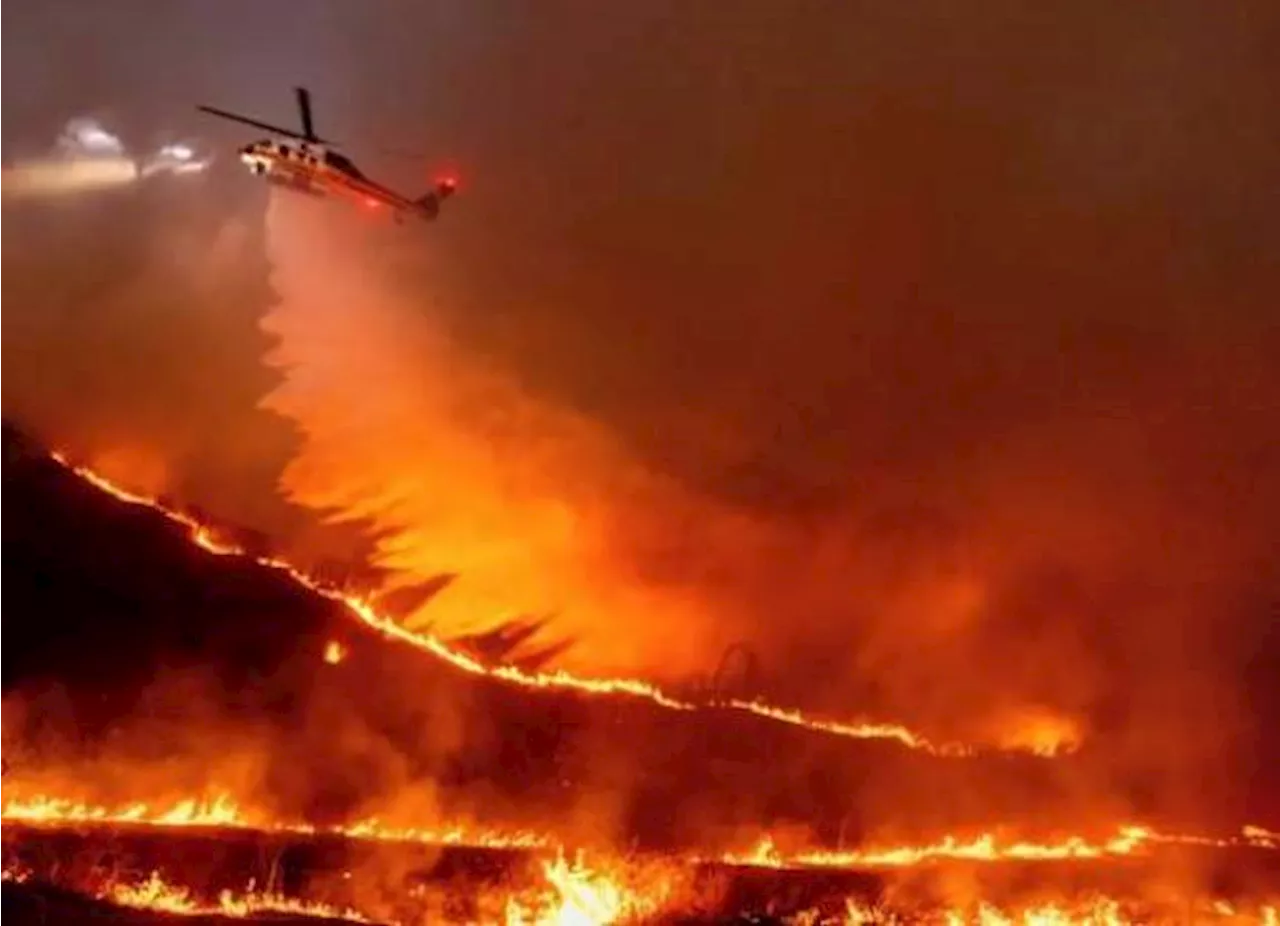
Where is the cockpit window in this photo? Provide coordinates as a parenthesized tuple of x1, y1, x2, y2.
(324, 151, 364, 178)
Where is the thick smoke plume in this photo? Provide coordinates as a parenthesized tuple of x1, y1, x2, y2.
(262, 194, 728, 678)
(257, 3, 1280, 809)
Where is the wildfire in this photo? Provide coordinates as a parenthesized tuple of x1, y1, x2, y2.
(1245, 826, 1280, 849)
(787, 898, 1280, 926)
(726, 823, 1279, 871)
(107, 871, 370, 922)
(1, 792, 549, 850)
(505, 852, 685, 926)
(51, 451, 1020, 757)
(6, 849, 684, 926)
(936, 900, 1278, 926)
(7, 832, 1279, 926)
(2, 793, 244, 829)
(979, 706, 1085, 758)
(725, 698, 960, 755)
(53, 863, 1280, 926)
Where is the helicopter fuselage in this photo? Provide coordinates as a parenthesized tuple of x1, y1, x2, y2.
(239, 139, 348, 197)
(201, 88, 455, 222)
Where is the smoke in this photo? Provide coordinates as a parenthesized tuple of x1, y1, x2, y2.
(255, 2, 1280, 815)
(0, 126, 332, 554)
(261, 193, 729, 678)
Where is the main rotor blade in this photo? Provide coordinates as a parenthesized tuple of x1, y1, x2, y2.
(295, 87, 317, 141)
(197, 105, 332, 144)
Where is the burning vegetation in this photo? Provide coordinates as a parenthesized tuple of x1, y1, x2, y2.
(6, 5, 1280, 923)
(3, 425, 1280, 923)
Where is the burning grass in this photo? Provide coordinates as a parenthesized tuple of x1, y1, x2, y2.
(5, 796, 1280, 924)
(50, 449, 1059, 760)
(5, 432, 1279, 924)
(3, 428, 1134, 851)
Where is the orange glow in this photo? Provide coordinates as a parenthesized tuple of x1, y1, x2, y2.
(11, 854, 1279, 926)
(978, 705, 1084, 757)
(324, 639, 348, 664)
(3, 793, 244, 829)
(725, 823, 1279, 871)
(504, 852, 686, 926)
(1, 791, 549, 850)
(6, 812, 1279, 926)
(831, 897, 1280, 924)
(48, 451, 1039, 758)
(9, 788, 1277, 882)
(107, 871, 369, 922)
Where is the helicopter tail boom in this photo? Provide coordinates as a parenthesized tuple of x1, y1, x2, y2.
(412, 177, 457, 219)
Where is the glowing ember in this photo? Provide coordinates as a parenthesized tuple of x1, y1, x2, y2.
(49, 452, 1032, 758)
(324, 639, 349, 664)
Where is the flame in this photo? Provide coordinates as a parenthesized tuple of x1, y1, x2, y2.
(8, 853, 686, 926)
(504, 852, 683, 926)
(791, 826, 1153, 868)
(107, 871, 369, 922)
(2, 793, 243, 829)
(978, 705, 1084, 757)
(7, 834, 1279, 926)
(817, 899, 1280, 926)
(324, 639, 349, 664)
(1, 791, 548, 850)
(1245, 826, 1280, 849)
(49, 451, 1022, 757)
(726, 823, 1279, 870)
(15, 789, 1273, 880)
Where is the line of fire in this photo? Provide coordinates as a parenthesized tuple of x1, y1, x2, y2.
(4, 425, 1280, 922)
(5, 6, 1280, 924)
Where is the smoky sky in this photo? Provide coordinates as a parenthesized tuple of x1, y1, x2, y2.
(4, 0, 1280, 787)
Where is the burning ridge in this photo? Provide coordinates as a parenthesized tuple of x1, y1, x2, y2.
(7, 421, 1280, 922)
(17, 426, 1033, 758)
(5, 420, 1090, 849)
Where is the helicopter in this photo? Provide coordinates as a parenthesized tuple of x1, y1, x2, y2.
(198, 87, 456, 222)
